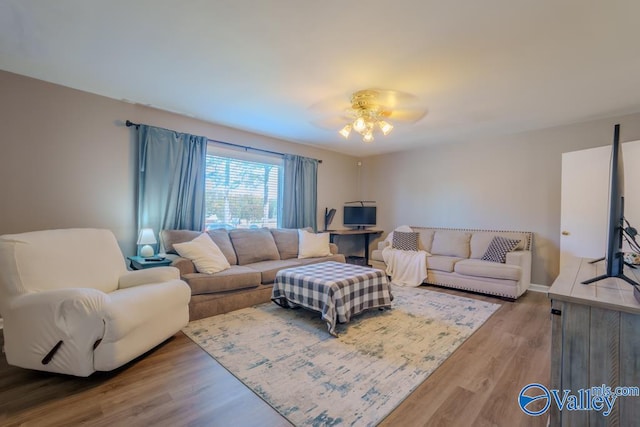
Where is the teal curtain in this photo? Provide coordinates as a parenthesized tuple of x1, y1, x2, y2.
(137, 125, 208, 235)
(282, 154, 318, 231)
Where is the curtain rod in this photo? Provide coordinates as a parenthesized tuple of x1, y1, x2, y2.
(125, 120, 322, 163)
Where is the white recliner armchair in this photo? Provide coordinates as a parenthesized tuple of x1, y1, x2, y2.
(0, 228, 191, 376)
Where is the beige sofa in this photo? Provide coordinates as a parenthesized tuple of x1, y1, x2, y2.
(160, 228, 346, 320)
(370, 227, 533, 299)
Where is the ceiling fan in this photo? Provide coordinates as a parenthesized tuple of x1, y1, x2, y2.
(311, 89, 427, 143)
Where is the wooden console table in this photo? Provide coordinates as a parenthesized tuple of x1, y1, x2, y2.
(548, 256, 640, 426)
(328, 229, 382, 266)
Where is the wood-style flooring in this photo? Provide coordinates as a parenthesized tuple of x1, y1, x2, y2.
(0, 287, 551, 426)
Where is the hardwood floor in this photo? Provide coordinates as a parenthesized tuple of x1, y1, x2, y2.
(0, 287, 551, 426)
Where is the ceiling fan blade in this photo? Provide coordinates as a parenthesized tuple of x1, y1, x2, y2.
(311, 116, 353, 130)
(365, 89, 418, 109)
(309, 88, 426, 129)
(386, 108, 428, 123)
(308, 95, 351, 115)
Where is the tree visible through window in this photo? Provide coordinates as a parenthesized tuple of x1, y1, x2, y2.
(204, 154, 281, 230)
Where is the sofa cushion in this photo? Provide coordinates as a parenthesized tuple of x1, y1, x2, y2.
(469, 231, 526, 259)
(426, 255, 463, 273)
(454, 259, 521, 281)
(206, 229, 238, 265)
(430, 231, 471, 258)
(270, 228, 299, 260)
(417, 229, 435, 252)
(298, 230, 332, 258)
(245, 259, 301, 284)
(229, 228, 281, 265)
(161, 230, 201, 254)
(481, 236, 522, 263)
(182, 265, 261, 295)
(173, 233, 231, 274)
(392, 231, 419, 251)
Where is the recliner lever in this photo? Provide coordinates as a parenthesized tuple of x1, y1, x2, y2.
(41, 340, 63, 365)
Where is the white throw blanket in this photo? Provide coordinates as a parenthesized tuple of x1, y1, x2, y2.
(382, 246, 429, 287)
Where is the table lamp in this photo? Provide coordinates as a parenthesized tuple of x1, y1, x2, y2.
(137, 228, 157, 257)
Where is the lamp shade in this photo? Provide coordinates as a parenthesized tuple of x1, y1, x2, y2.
(137, 228, 157, 257)
(137, 228, 157, 245)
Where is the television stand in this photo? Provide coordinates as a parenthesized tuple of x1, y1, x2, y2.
(548, 256, 640, 426)
(582, 272, 640, 288)
(328, 229, 382, 266)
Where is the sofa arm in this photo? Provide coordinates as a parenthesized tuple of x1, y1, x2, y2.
(329, 243, 339, 255)
(118, 267, 181, 289)
(167, 255, 197, 276)
(4, 288, 108, 376)
(378, 241, 391, 250)
(506, 250, 532, 296)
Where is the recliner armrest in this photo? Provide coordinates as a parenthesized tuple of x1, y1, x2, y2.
(118, 266, 181, 289)
(4, 288, 108, 376)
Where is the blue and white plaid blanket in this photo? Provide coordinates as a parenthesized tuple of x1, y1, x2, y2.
(272, 261, 393, 335)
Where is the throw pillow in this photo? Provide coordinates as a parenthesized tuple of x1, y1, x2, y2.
(481, 236, 521, 263)
(173, 233, 231, 274)
(298, 229, 332, 258)
(392, 231, 419, 251)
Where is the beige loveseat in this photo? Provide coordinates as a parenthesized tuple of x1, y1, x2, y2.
(160, 228, 346, 320)
(370, 227, 533, 299)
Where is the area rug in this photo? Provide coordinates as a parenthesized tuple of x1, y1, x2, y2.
(183, 286, 501, 426)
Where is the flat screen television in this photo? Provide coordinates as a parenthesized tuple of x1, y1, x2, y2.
(582, 124, 640, 294)
(343, 206, 376, 229)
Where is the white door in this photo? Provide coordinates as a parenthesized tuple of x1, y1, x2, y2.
(560, 140, 640, 267)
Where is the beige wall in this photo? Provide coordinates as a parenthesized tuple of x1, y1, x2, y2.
(0, 70, 360, 255)
(361, 112, 640, 286)
(5, 68, 640, 285)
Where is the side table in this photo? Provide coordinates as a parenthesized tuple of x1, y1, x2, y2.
(127, 255, 172, 270)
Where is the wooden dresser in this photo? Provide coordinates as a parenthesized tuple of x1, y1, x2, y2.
(548, 256, 640, 426)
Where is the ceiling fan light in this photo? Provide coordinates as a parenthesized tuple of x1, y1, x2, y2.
(353, 117, 367, 133)
(362, 132, 374, 143)
(378, 120, 393, 135)
(339, 124, 352, 139)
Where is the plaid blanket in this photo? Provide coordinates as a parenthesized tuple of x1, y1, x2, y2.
(272, 261, 393, 336)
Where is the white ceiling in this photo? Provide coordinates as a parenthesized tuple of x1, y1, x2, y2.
(2, 0, 640, 156)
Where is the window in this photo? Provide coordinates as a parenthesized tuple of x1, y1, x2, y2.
(204, 146, 282, 230)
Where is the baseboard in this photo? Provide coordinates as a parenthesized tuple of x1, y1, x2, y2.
(528, 283, 549, 294)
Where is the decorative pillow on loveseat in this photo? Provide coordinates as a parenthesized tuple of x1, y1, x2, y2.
(392, 231, 419, 251)
(481, 236, 521, 263)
